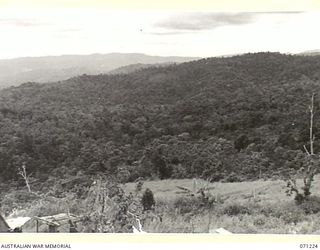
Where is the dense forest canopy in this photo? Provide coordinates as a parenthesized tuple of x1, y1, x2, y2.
(1, 52, 320, 193)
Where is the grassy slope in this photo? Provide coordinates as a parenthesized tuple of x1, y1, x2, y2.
(123, 177, 320, 234)
(123, 176, 320, 203)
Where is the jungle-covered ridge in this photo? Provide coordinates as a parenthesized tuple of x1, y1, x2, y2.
(0, 52, 320, 194)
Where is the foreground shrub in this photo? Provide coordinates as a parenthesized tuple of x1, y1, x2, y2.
(298, 196, 320, 214)
(259, 204, 277, 217)
(141, 188, 155, 211)
(260, 202, 307, 225)
(1, 190, 40, 215)
(173, 196, 203, 214)
(259, 202, 305, 220)
(253, 215, 267, 226)
(221, 203, 252, 216)
(281, 211, 306, 225)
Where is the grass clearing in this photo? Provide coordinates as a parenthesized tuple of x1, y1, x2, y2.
(122, 175, 320, 234)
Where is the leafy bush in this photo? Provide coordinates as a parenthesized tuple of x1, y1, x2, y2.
(173, 196, 203, 214)
(80, 179, 145, 233)
(171, 164, 188, 179)
(253, 215, 267, 226)
(220, 203, 252, 216)
(1, 190, 40, 215)
(259, 202, 308, 225)
(268, 203, 307, 225)
(141, 188, 155, 211)
(259, 204, 277, 217)
(223, 172, 244, 182)
(299, 196, 320, 214)
(280, 209, 306, 225)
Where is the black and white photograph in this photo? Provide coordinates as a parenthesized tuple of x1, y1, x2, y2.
(1, 1, 320, 236)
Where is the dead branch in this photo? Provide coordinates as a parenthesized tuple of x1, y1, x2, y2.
(309, 93, 315, 155)
(303, 145, 310, 156)
(287, 179, 299, 195)
(176, 186, 192, 192)
(288, 93, 318, 200)
(18, 164, 31, 193)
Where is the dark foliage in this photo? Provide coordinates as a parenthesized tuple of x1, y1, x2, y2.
(221, 203, 252, 216)
(0, 52, 320, 190)
(298, 196, 320, 214)
(141, 188, 155, 211)
(173, 196, 203, 215)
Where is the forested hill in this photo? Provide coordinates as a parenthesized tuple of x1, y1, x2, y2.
(107, 62, 172, 75)
(1, 52, 320, 191)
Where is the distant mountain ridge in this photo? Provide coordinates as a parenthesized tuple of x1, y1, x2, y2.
(0, 53, 199, 87)
(298, 49, 320, 56)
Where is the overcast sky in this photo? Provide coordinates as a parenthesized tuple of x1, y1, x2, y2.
(0, 8, 319, 59)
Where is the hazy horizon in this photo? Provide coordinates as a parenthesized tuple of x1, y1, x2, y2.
(1, 50, 318, 61)
(1, 8, 320, 60)
(0, 52, 201, 61)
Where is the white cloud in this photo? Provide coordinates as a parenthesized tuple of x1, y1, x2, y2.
(0, 9, 319, 59)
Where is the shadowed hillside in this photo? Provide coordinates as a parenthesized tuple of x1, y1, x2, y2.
(0, 52, 320, 190)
